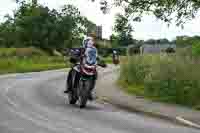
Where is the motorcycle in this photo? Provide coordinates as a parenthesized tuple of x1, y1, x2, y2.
(66, 49, 106, 108)
(112, 50, 120, 65)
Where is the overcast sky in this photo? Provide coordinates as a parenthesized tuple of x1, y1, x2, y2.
(0, 0, 200, 40)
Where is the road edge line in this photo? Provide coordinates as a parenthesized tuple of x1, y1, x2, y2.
(176, 116, 200, 129)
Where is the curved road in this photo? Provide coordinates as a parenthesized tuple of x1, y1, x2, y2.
(0, 68, 199, 133)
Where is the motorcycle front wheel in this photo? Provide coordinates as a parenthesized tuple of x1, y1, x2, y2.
(78, 79, 91, 108)
(68, 91, 77, 105)
(67, 69, 79, 105)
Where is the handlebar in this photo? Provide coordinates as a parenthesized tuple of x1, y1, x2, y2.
(97, 59, 107, 68)
(98, 63, 107, 68)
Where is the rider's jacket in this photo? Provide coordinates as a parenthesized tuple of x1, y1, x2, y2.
(70, 37, 98, 72)
(84, 46, 98, 65)
(82, 36, 98, 66)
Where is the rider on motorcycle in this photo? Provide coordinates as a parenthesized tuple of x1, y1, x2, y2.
(64, 33, 99, 100)
(112, 50, 119, 65)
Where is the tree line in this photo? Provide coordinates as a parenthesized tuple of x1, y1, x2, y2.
(0, 1, 96, 54)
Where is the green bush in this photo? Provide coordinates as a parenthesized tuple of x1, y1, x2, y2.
(119, 54, 200, 109)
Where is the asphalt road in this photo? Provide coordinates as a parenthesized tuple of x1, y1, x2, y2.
(0, 69, 199, 133)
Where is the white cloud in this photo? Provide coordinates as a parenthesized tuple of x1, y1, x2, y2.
(0, 0, 200, 40)
(133, 14, 200, 40)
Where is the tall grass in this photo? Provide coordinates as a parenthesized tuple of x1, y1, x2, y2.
(119, 53, 200, 109)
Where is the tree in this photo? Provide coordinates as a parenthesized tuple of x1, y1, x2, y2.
(145, 39, 156, 45)
(159, 38, 170, 44)
(0, 17, 16, 47)
(114, 14, 133, 34)
(110, 34, 119, 48)
(113, 13, 135, 46)
(166, 47, 175, 53)
(89, 0, 200, 48)
(91, 0, 200, 27)
(192, 42, 200, 55)
(16, 0, 37, 5)
(144, 38, 170, 45)
(1, 1, 96, 52)
(176, 36, 200, 46)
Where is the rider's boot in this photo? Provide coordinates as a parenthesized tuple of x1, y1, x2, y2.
(64, 83, 71, 94)
(64, 89, 69, 93)
(64, 69, 73, 94)
(88, 91, 98, 100)
(88, 91, 93, 100)
(88, 79, 97, 100)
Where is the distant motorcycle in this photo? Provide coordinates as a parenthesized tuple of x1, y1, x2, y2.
(112, 50, 120, 65)
(66, 48, 106, 108)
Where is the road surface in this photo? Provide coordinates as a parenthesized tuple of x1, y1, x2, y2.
(0, 69, 199, 133)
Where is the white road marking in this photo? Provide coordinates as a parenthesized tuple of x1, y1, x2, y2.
(4, 83, 19, 108)
(176, 116, 200, 129)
